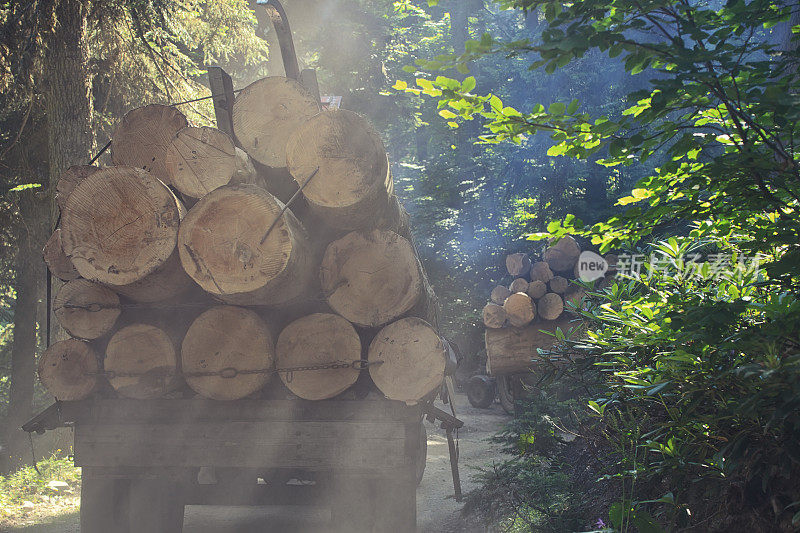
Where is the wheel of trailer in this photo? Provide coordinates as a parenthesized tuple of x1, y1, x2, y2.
(416, 420, 427, 486)
(498, 375, 515, 415)
(466, 374, 495, 409)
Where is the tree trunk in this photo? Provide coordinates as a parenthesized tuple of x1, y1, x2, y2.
(178, 184, 314, 306)
(367, 317, 446, 404)
(275, 313, 361, 400)
(181, 305, 275, 400)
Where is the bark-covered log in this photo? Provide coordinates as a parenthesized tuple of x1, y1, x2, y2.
(38, 339, 98, 400)
(53, 279, 120, 339)
(526, 279, 547, 300)
(181, 305, 275, 400)
(320, 229, 431, 328)
(111, 104, 188, 184)
(105, 323, 180, 399)
(529, 261, 554, 283)
(275, 313, 361, 400)
(55, 165, 98, 211)
(538, 292, 564, 321)
(367, 317, 446, 404)
(178, 184, 313, 306)
(43, 228, 79, 281)
(165, 126, 237, 198)
(484, 316, 573, 375)
(503, 292, 536, 327)
(544, 235, 581, 272)
(286, 109, 396, 231)
(509, 278, 529, 294)
(506, 253, 531, 277)
(549, 276, 569, 294)
(232, 77, 320, 168)
(482, 303, 506, 329)
(61, 166, 185, 286)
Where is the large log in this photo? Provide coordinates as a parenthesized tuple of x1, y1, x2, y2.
(43, 228, 79, 281)
(490, 285, 512, 305)
(178, 184, 313, 306)
(509, 278, 529, 293)
(61, 166, 185, 286)
(55, 165, 98, 211)
(503, 292, 536, 327)
(544, 235, 581, 273)
(38, 339, 98, 400)
(165, 126, 237, 198)
(53, 279, 120, 339)
(367, 317, 446, 404)
(529, 261, 554, 283)
(105, 323, 180, 399)
(286, 109, 394, 230)
(232, 77, 320, 168)
(181, 305, 275, 400)
(485, 316, 575, 375)
(320, 230, 429, 328)
(275, 313, 361, 400)
(538, 292, 564, 321)
(111, 104, 188, 184)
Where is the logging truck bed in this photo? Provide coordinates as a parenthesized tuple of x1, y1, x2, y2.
(55, 397, 422, 532)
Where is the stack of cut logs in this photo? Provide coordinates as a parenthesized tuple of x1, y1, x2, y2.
(483, 236, 604, 375)
(39, 76, 445, 406)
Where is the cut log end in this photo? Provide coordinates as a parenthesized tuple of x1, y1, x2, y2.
(544, 236, 581, 272)
(181, 306, 275, 400)
(368, 317, 446, 404)
(506, 253, 531, 277)
(111, 104, 188, 184)
(509, 278, 529, 294)
(165, 126, 237, 198)
(38, 339, 98, 401)
(276, 313, 361, 400)
(490, 285, 512, 305)
(61, 166, 183, 286)
(503, 292, 536, 327)
(549, 276, 569, 294)
(526, 279, 547, 300)
(482, 303, 507, 329)
(105, 323, 179, 399)
(538, 292, 564, 321)
(529, 261, 554, 283)
(55, 165, 99, 211)
(233, 77, 320, 168)
(54, 279, 120, 339)
(320, 230, 423, 327)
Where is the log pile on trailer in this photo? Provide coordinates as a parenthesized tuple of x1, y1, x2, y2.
(483, 236, 612, 375)
(39, 80, 446, 406)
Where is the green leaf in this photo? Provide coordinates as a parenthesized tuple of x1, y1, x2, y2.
(392, 80, 407, 91)
(549, 102, 566, 115)
(461, 76, 476, 93)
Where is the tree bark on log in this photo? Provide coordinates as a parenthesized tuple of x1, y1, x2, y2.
(38, 339, 98, 401)
(165, 126, 237, 198)
(232, 77, 320, 168)
(286, 109, 394, 231)
(178, 184, 314, 306)
(105, 323, 180, 399)
(367, 317, 446, 404)
(111, 104, 188, 185)
(181, 305, 275, 400)
(320, 230, 428, 327)
(53, 279, 120, 339)
(482, 303, 506, 329)
(275, 313, 361, 400)
(43, 228, 79, 281)
(503, 292, 536, 327)
(61, 167, 185, 286)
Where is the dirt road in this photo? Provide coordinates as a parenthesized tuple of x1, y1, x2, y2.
(7, 393, 509, 533)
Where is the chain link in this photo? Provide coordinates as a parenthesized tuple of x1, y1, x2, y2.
(94, 360, 382, 381)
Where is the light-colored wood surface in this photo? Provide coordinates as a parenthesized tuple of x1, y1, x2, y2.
(503, 292, 536, 327)
(53, 279, 120, 339)
(105, 323, 180, 399)
(55, 165, 99, 211)
(165, 126, 237, 198)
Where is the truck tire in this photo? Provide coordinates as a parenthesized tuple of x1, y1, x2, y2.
(466, 375, 495, 409)
(498, 375, 515, 414)
(416, 421, 427, 486)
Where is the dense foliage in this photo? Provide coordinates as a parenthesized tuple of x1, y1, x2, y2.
(400, 0, 800, 530)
